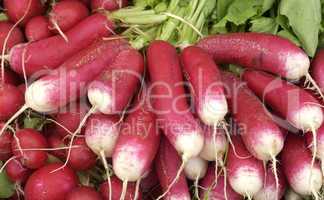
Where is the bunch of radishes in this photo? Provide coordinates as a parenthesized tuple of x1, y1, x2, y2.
(0, 0, 323, 200)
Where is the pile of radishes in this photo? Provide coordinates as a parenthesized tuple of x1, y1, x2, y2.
(0, 0, 324, 200)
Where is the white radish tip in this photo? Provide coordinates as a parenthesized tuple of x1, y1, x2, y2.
(229, 167, 263, 196)
(199, 134, 227, 161)
(175, 132, 204, 159)
(87, 85, 112, 114)
(284, 53, 310, 80)
(253, 131, 284, 161)
(113, 145, 143, 182)
(199, 97, 228, 126)
(184, 156, 208, 180)
(284, 188, 303, 200)
(25, 80, 56, 113)
(290, 164, 322, 196)
(291, 106, 323, 131)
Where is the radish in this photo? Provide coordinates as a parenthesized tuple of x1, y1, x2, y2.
(0, 68, 21, 86)
(200, 165, 242, 200)
(99, 176, 141, 200)
(87, 48, 144, 115)
(0, 84, 24, 121)
(91, 0, 128, 11)
(49, 0, 90, 40)
(4, 0, 45, 26)
(9, 13, 115, 76)
(285, 188, 303, 200)
(66, 186, 103, 200)
(254, 164, 287, 200)
(197, 33, 310, 80)
(311, 49, 324, 97)
(67, 137, 97, 171)
(281, 133, 322, 197)
(5, 158, 31, 183)
(11, 128, 48, 169)
(227, 135, 264, 198)
(180, 46, 228, 126)
(0, 124, 12, 161)
(184, 156, 208, 181)
(155, 137, 191, 200)
(25, 16, 53, 42)
(0, 21, 24, 53)
(306, 124, 324, 173)
(24, 163, 79, 200)
(147, 40, 204, 162)
(47, 133, 66, 160)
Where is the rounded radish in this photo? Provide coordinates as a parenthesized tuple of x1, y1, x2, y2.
(0, 21, 24, 53)
(66, 186, 102, 200)
(197, 33, 310, 80)
(0, 84, 24, 121)
(0, 124, 13, 161)
(91, 0, 128, 11)
(11, 128, 48, 169)
(227, 135, 264, 198)
(24, 163, 79, 200)
(5, 158, 31, 183)
(181, 46, 228, 126)
(184, 156, 208, 181)
(25, 16, 53, 42)
(4, 0, 45, 26)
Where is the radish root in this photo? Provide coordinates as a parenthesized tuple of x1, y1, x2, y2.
(0, 105, 28, 136)
(100, 151, 112, 200)
(194, 173, 200, 200)
(223, 169, 228, 200)
(51, 19, 69, 42)
(0, 156, 17, 173)
(134, 178, 141, 200)
(120, 180, 128, 200)
(271, 155, 279, 199)
(305, 73, 324, 101)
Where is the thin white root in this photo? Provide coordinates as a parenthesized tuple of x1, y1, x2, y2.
(134, 178, 141, 200)
(194, 174, 200, 200)
(100, 151, 112, 200)
(46, 118, 74, 136)
(223, 169, 228, 200)
(0, 156, 17, 173)
(213, 124, 219, 186)
(120, 180, 128, 200)
(271, 155, 279, 199)
(310, 127, 317, 185)
(51, 20, 69, 42)
(305, 73, 324, 101)
(19, 146, 81, 151)
(0, 105, 28, 136)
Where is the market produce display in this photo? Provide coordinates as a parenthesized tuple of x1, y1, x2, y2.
(0, 0, 324, 200)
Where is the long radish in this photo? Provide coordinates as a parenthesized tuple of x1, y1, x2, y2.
(180, 46, 228, 126)
(227, 135, 264, 198)
(281, 133, 322, 198)
(197, 33, 310, 80)
(25, 16, 53, 42)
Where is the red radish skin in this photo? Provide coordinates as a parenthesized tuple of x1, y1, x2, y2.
(147, 40, 204, 160)
(9, 13, 115, 76)
(200, 165, 242, 200)
(47, 133, 66, 160)
(181, 46, 228, 126)
(306, 124, 324, 173)
(67, 137, 97, 171)
(99, 177, 141, 200)
(112, 91, 160, 182)
(197, 33, 310, 80)
(254, 165, 286, 200)
(11, 128, 48, 169)
(281, 134, 322, 196)
(24, 163, 79, 200)
(1, 68, 21, 86)
(140, 169, 160, 194)
(199, 125, 228, 162)
(184, 156, 208, 180)
(0, 21, 24, 53)
(4, 0, 45, 26)
(88, 48, 144, 114)
(25, 16, 53, 42)
(66, 186, 103, 200)
(222, 71, 284, 161)
(242, 70, 323, 131)
(155, 137, 191, 200)
(227, 135, 264, 197)
(311, 49, 324, 93)
(91, 0, 128, 11)
(0, 124, 12, 161)
(49, 0, 90, 33)
(0, 84, 24, 121)
(5, 158, 31, 183)
(24, 39, 129, 113)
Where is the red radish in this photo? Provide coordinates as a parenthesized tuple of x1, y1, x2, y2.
(91, 0, 128, 11)
(221, 71, 284, 163)
(306, 124, 324, 173)
(99, 176, 141, 200)
(254, 164, 286, 200)
(140, 169, 160, 194)
(0, 68, 21, 86)
(184, 156, 208, 181)
(284, 188, 303, 200)
(88, 48, 144, 115)
(24, 163, 79, 200)
(4, 0, 45, 26)
(11, 128, 48, 169)
(227, 135, 264, 198)
(67, 137, 97, 171)
(5, 158, 31, 183)
(0, 21, 24, 53)
(112, 90, 160, 184)
(197, 33, 310, 80)
(66, 186, 102, 200)
(47, 133, 66, 160)
(9, 13, 115, 76)
(49, 0, 89, 36)
(155, 137, 191, 200)
(147, 40, 204, 161)
(200, 165, 242, 200)
(51, 102, 90, 138)
(0, 124, 12, 161)
(17, 84, 26, 95)
(281, 133, 322, 197)
(0, 84, 24, 121)
(311, 49, 324, 93)
(25, 16, 53, 42)
(181, 46, 228, 126)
